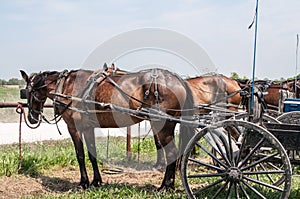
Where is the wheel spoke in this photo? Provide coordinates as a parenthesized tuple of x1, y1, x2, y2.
(238, 136, 266, 168)
(243, 176, 284, 192)
(254, 164, 260, 183)
(196, 142, 229, 169)
(258, 163, 275, 184)
(229, 122, 243, 138)
(241, 152, 279, 171)
(188, 172, 226, 178)
(193, 176, 226, 196)
(235, 182, 240, 199)
(239, 181, 250, 199)
(266, 162, 281, 170)
(207, 128, 232, 166)
(225, 181, 233, 199)
(236, 133, 246, 164)
(242, 179, 267, 199)
(242, 170, 285, 175)
(211, 180, 229, 199)
(188, 157, 225, 172)
(227, 128, 234, 166)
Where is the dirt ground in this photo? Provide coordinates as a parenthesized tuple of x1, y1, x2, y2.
(0, 166, 166, 199)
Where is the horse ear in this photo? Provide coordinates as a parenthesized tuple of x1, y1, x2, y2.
(20, 70, 29, 82)
(103, 63, 108, 71)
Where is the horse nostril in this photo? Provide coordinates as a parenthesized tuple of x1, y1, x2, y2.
(28, 117, 37, 124)
(28, 112, 39, 124)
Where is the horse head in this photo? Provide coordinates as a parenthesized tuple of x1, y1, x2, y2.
(20, 70, 48, 124)
(106, 63, 129, 76)
(287, 79, 300, 98)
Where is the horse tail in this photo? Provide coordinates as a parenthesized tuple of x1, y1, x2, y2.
(178, 79, 195, 168)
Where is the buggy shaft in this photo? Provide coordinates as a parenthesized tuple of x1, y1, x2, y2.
(51, 92, 206, 128)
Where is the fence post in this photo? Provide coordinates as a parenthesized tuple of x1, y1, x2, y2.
(126, 126, 131, 161)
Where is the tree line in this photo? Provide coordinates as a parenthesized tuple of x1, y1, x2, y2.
(230, 72, 300, 82)
(1, 72, 299, 86)
(0, 78, 25, 86)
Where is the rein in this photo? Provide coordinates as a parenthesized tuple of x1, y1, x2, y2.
(16, 102, 42, 171)
(105, 75, 153, 108)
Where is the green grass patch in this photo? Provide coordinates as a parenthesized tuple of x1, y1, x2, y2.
(1, 136, 300, 198)
(0, 85, 23, 102)
(0, 138, 186, 198)
(0, 139, 77, 177)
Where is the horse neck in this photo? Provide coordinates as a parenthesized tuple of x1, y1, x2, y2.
(223, 76, 240, 94)
(188, 75, 225, 103)
(44, 72, 62, 100)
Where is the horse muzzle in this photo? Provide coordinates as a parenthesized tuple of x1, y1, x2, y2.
(28, 110, 40, 124)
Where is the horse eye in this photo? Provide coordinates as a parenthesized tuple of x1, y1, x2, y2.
(27, 85, 33, 92)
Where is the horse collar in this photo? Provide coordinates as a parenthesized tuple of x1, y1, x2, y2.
(53, 70, 70, 113)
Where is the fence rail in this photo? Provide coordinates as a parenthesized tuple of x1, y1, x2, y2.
(0, 101, 134, 160)
(0, 102, 53, 108)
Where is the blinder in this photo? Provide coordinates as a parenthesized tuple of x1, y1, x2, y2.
(20, 89, 29, 99)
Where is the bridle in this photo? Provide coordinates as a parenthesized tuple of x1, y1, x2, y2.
(21, 73, 49, 124)
(29, 90, 47, 123)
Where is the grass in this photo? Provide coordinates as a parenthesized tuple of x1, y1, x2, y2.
(0, 137, 160, 178)
(1, 138, 300, 198)
(0, 138, 186, 198)
(0, 85, 23, 102)
(0, 139, 77, 177)
(0, 85, 54, 122)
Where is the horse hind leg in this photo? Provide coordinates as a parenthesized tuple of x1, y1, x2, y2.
(151, 121, 178, 191)
(153, 131, 166, 172)
(83, 127, 102, 187)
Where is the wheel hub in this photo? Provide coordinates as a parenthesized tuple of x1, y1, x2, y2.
(227, 167, 242, 182)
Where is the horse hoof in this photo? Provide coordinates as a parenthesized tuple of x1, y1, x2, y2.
(90, 180, 102, 187)
(79, 182, 89, 190)
(157, 186, 166, 192)
(153, 164, 165, 172)
(157, 184, 175, 192)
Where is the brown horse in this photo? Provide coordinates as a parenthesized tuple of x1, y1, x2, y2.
(238, 79, 296, 112)
(264, 83, 295, 112)
(188, 73, 242, 112)
(154, 73, 242, 170)
(285, 78, 300, 98)
(20, 67, 194, 191)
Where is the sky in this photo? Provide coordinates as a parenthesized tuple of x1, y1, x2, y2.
(0, 0, 299, 80)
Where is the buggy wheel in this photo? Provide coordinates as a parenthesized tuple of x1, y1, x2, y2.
(181, 120, 292, 199)
(276, 111, 300, 172)
(230, 113, 286, 186)
(276, 111, 300, 124)
(232, 112, 280, 123)
(265, 109, 282, 118)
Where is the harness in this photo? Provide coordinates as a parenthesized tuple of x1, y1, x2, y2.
(26, 68, 194, 129)
(139, 68, 160, 110)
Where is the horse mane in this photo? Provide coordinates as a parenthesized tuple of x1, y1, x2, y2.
(187, 72, 222, 80)
(29, 69, 90, 79)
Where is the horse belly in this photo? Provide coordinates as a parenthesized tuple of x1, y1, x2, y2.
(95, 112, 142, 128)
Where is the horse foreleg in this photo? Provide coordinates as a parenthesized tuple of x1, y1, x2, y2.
(68, 126, 89, 189)
(83, 128, 102, 187)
